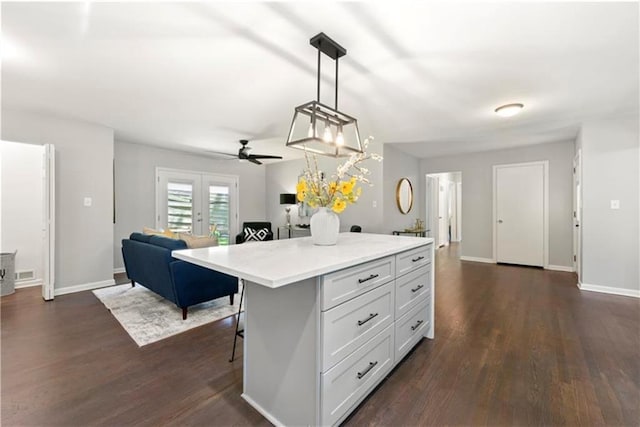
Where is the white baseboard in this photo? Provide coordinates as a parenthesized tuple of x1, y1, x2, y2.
(241, 394, 284, 427)
(15, 279, 43, 289)
(54, 279, 116, 296)
(546, 265, 575, 272)
(113, 267, 126, 274)
(460, 256, 495, 264)
(578, 282, 640, 298)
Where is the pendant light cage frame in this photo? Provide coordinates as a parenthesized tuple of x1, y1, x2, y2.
(285, 32, 364, 158)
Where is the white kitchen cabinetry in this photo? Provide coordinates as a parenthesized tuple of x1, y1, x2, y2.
(174, 233, 434, 426)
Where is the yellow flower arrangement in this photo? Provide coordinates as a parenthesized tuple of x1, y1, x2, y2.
(296, 137, 382, 214)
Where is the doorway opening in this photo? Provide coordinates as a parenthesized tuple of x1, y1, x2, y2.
(0, 141, 55, 300)
(426, 172, 462, 254)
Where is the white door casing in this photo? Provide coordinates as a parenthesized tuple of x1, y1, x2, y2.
(438, 178, 448, 247)
(42, 144, 55, 301)
(573, 150, 582, 279)
(426, 175, 439, 243)
(456, 182, 462, 242)
(493, 161, 549, 268)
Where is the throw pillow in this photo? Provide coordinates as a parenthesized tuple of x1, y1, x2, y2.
(143, 227, 178, 239)
(244, 227, 269, 242)
(142, 226, 164, 236)
(178, 232, 218, 249)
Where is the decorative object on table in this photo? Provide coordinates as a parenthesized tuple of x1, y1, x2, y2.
(396, 178, 414, 214)
(350, 225, 362, 233)
(296, 138, 382, 246)
(309, 207, 341, 245)
(235, 222, 273, 244)
(285, 32, 363, 158)
(279, 193, 297, 227)
(93, 281, 243, 347)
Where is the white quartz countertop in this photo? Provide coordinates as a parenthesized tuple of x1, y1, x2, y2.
(172, 232, 434, 288)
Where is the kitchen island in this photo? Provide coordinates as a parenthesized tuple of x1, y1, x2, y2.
(173, 232, 434, 426)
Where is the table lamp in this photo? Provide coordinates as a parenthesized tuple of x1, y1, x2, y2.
(279, 193, 297, 227)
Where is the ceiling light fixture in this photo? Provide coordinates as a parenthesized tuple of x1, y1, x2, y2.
(285, 33, 363, 157)
(495, 103, 524, 117)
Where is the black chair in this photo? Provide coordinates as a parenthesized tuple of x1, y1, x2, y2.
(350, 225, 362, 232)
(235, 221, 274, 244)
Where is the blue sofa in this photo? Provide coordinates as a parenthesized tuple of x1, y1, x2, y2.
(121, 233, 238, 319)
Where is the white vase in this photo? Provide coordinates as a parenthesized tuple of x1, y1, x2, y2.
(310, 207, 340, 246)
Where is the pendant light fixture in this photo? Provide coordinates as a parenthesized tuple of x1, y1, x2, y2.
(285, 33, 363, 157)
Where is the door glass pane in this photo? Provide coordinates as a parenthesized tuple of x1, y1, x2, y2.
(209, 185, 230, 245)
(167, 182, 193, 233)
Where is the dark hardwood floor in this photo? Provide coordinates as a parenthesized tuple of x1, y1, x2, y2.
(2, 243, 639, 426)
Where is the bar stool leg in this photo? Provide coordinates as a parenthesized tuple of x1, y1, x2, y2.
(229, 280, 245, 362)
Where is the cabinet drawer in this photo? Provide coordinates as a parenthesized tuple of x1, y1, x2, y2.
(395, 264, 431, 319)
(395, 298, 430, 362)
(396, 245, 431, 278)
(321, 325, 394, 427)
(322, 256, 395, 311)
(322, 282, 394, 371)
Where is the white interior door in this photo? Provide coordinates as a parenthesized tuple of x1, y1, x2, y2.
(495, 162, 546, 267)
(573, 151, 582, 278)
(42, 144, 55, 301)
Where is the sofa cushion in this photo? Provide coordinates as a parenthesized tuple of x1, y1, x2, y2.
(149, 235, 187, 251)
(130, 232, 154, 243)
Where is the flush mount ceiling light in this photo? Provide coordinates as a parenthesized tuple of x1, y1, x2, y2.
(495, 103, 524, 117)
(285, 33, 363, 158)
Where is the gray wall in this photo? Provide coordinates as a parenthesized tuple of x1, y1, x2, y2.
(114, 140, 267, 269)
(265, 139, 385, 233)
(2, 109, 115, 290)
(579, 115, 639, 291)
(420, 140, 575, 267)
(382, 144, 423, 234)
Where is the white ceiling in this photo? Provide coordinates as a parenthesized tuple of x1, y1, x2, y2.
(2, 2, 638, 160)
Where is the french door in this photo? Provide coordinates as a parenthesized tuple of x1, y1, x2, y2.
(156, 168, 238, 245)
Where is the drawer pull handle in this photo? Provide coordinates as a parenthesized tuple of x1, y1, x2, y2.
(357, 312, 379, 326)
(356, 361, 378, 379)
(411, 284, 424, 293)
(358, 274, 379, 284)
(412, 256, 425, 262)
(411, 320, 424, 331)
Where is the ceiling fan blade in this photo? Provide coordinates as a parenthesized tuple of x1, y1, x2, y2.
(248, 158, 263, 165)
(249, 154, 283, 160)
(205, 150, 238, 158)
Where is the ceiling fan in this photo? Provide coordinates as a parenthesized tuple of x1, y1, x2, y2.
(207, 139, 283, 165)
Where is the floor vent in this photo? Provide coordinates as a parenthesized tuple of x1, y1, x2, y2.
(15, 270, 35, 282)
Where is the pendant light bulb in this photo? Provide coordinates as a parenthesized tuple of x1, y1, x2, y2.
(307, 121, 315, 138)
(336, 127, 344, 146)
(322, 123, 333, 143)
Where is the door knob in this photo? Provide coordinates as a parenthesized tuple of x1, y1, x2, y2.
(498, 219, 503, 223)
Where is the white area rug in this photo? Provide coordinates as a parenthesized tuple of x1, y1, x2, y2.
(93, 283, 241, 347)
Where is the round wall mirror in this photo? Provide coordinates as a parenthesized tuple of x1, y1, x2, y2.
(396, 178, 413, 214)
